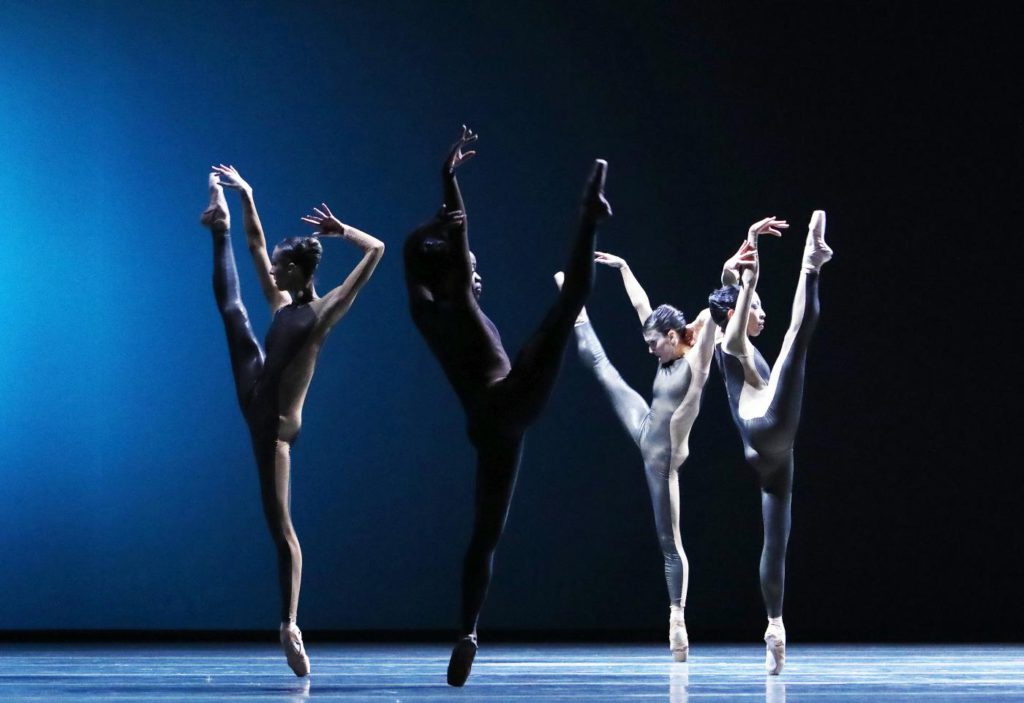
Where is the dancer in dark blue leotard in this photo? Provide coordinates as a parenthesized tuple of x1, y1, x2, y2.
(200, 167, 384, 676)
(403, 127, 611, 686)
(708, 212, 832, 675)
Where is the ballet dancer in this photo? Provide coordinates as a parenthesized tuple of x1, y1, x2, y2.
(403, 127, 611, 686)
(555, 251, 716, 662)
(200, 166, 384, 675)
(708, 211, 831, 674)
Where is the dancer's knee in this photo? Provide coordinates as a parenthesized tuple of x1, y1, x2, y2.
(218, 300, 249, 328)
(657, 531, 679, 556)
(760, 475, 791, 497)
(467, 522, 502, 558)
(753, 452, 794, 492)
(262, 501, 297, 542)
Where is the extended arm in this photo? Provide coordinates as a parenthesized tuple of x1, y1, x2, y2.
(595, 252, 652, 324)
(721, 260, 759, 357)
(440, 125, 477, 293)
(685, 308, 718, 377)
(721, 217, 786, 357)
(668, 307, 717, 468)
(212, 164, 291, 311)
(301, 203, 385, 337)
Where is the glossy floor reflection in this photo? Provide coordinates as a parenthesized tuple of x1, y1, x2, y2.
(0, 643, 1021, 701)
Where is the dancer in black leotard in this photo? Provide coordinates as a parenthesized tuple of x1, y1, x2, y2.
(403, 127, 611, 686)
(708, 211, 831, 675)
(200, 167, 384, 676)
(556, 251, 716, 662)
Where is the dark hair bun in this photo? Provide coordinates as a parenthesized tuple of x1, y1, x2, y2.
(708, 285, 740, 327)
(643, 304, 687, 335)
(275, 236, 323, 278)
(300, 237, 323, 257)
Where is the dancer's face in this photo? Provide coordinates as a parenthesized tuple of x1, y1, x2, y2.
(644, 329, 680, 364)
(470, 252, 482, 300)
(270, 250, 304, 292)
(746, 293, 765, 336)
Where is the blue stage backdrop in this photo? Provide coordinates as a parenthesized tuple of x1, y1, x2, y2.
(0, 1, 1018, 639)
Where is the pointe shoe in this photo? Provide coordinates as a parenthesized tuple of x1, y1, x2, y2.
(801, 209, 832, 273)
(446, 634, 478, 687)
(200, 173, 230, 232)
(280, 623, 311, 677)
(669, 607, 689, 662)
(764, 622, 786, 675)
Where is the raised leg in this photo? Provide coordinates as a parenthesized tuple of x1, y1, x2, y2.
(761, 212, 830, 445)
(574, 321, 650, 445)
(202, 174, 264, 406)
(496, 197, 603, 428)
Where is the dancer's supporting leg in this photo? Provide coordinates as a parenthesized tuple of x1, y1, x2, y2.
(446, 427, 522, 687)
(647, 462, 690, 660)
(759, 458, 792, 675)
(257, 436, 308, 677)
(457, 436, 523, 637)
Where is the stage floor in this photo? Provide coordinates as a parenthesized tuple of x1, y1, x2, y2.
(1, 643, 1021, 701)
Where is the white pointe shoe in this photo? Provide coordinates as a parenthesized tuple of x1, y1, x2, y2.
(280, 622, 311, 677)
(764, 621, 786, 675)
(669, 607, 689, 662)
(802, 210, 832, 273)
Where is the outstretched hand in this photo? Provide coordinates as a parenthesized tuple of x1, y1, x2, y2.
(725, 240, 758, 272)
(747, 216, 788, 243)
(594, 251, 627, 269)
(435, 207, 466, 230)
(444, 125, 478, 174)
(581, 159, 612, 222)
(211, 164, 252, 193)
(301, 203, 346, 236)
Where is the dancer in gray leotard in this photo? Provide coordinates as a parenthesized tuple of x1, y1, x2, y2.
(708, 211, 832, 675)
(556, 252, 716, 661)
